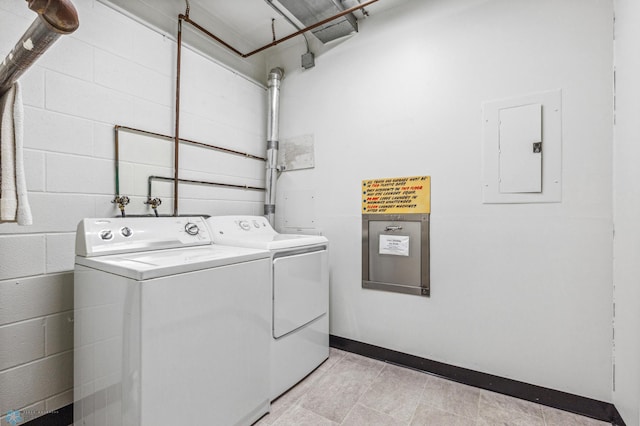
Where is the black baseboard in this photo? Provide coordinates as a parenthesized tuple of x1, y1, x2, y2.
(21, 403, 72, 426)
(18, 337, 626, 426)
(330, 334, 625, 426)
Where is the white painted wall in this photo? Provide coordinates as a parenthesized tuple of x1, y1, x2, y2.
(0, 0, 627, 422)
(612, 0, 640, 424)
(269, 0, 614, 402)
(0, 0, 266, 422)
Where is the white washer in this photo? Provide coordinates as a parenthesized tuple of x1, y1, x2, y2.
(73, 216, 271, 426)
(206, 215, 329, 399)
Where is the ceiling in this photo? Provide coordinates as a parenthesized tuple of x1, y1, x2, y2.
(98, 0, 408, 59)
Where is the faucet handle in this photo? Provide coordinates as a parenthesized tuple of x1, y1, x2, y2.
(112, 195, 130, 217)
(144, 198, 162, 209)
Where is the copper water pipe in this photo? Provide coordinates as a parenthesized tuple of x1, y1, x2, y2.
(179, 0, 379, 58)
(114, 125, 266, 161)
(174, 18, 183, 216)
(172, 0, 377, 215)
(147, 176, 265, 202)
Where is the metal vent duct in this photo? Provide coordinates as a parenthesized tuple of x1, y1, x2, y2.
(276, 0, 358, 43)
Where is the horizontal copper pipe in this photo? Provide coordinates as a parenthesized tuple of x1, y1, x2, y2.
(147, 175, 265, 200)
(181, 17, 246, 57)
(114, 125, 266, 161)
(180, 0, 379, 58)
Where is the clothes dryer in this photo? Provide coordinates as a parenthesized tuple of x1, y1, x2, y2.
(73, 216, 271, 426)
(206, 215, 329, 399)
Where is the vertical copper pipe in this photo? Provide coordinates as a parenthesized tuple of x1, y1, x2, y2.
(114, 125, 120, 195)
(173, 17, 183, 216)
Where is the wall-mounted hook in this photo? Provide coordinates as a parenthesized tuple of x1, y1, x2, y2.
(112, 195, 130, 217)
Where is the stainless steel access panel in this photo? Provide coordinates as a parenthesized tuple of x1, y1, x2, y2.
(362, 214, 430, 296)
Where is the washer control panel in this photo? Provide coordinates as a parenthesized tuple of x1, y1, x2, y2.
(77, 216, 212, 257)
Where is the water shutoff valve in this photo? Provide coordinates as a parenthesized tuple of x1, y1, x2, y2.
(112, 195, 130, 217)
(145, 198, 162, 217)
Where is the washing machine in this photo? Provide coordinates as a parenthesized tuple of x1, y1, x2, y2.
(73, 216, 271, 426)
(206, 215, 329, 399)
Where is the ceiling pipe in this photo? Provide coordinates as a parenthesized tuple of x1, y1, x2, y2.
(0, 0, 79, 97)
(178, 0, 378, 59)
(174, 0, 378, 220)
(264, 67, 283, 226)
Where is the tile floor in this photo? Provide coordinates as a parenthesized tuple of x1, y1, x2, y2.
(255, 349, 611, 426)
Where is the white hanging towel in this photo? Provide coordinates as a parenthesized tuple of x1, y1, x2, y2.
(1, 82, 32, 225)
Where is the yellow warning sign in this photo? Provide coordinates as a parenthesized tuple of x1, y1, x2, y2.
(362, 176, 431, 214)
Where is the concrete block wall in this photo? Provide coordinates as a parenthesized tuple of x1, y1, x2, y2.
(0, 0, 267, 423)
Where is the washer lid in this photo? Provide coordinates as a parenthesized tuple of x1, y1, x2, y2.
(206, 215, 328, 250)
(75, 245, 270, 280)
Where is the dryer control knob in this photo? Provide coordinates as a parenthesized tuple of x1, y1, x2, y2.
(239, 220, 251, 231)
(120, 227, 133, 237)
(185, 222, 200, 236)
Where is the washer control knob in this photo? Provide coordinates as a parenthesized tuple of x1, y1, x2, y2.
(253, 220, 260, 228)
(239, 220, 251, 231)
(185, 222, 200, 236)
(100, 230, 113, 241)
(120, 227, 133, 238)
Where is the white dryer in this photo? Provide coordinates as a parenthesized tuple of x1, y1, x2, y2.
(206, 215, 329, 399)
(73, 216, 271, 426)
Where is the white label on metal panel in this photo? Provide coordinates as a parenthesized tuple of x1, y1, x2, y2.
(379, 235, 410, 256)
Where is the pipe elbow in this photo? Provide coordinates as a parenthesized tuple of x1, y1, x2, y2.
(268, 67, 284, 82)
(27, 0, 79, 34)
